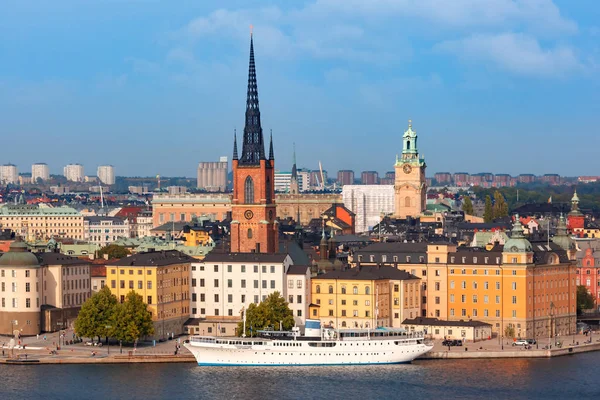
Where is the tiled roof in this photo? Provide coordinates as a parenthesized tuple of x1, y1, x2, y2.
(111, 250, 196, 267)
(286, 265, 310, 275)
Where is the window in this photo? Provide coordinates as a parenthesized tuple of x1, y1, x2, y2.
(512, 296, 517, 304)
(328, 285, 334, 294)
(262, 265, 267, 273)
(512, 310, 517, 318)
(228, 294, 233, 303)
(262, 280, 267, 289)
(495, 295, 500, 304)
(241, 279, 246, 289)
(365, 300, 370, 306)
(472, 309, 478, 317)
(435, 296, 440, 305)
(254, 280, 259, 289)
(214, 294, 219, 302)
(461, 294, 466, 303)
(512, 282, 517, 290)
(316, 285, 321, 294)
(512, 270, 517, 275)
(288, 280, 294, 289)
(214, 279, 219, 288)
(200, 294, 205, 302)
(450, 308, 455, 316)
(473, 295, 478, 303)
(270, 280, 275, 289)
(484, 295, 489, 304)
(147, 281, 152, 289)
(25, 270, 30, 278)
(484, 281, 489, 290)
(111, 280, 116, 289)
(241, 265, 246, 273)
(25, 282, 30, 293)
(200, 279, 205, 287)
(353, 310, 359, 317)
(129, 281, 134, 289)
(138, 281, 143, 289)
(394, 284, 399, 292)
(435, 282, 440, 291)
(214, 265, 219, 273)
(270, 265, 275, 273)
(245, 176, 254, 203)
(227, 279, 232, 288)
(450, 294, 455, 303)
(120, 280, 125, 289)
(26, 298, 30, 308)
(296, 280, 302, 289)
(353, 286, 358, 295)
(192, 279, 196, 287)
(365, 286, 370, 295)
(450, 281, 455, 289)
(289, 295, 294, 304)
(461, 309, 466, 317)
(461, 281, 466, 289)
(297, 295, 302, 304)
(496, 282, 500, 290)
(147, 296, 152, 304)
(473, 282, 478, 289)
(192, 293, 197, 302)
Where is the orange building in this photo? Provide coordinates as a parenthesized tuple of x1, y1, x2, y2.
(230, 33, 278, 254)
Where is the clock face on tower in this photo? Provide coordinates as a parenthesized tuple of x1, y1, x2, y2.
(402, 164, 413, 174)
(244, 210, 254, 220)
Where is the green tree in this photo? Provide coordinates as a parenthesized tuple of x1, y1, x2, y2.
(462, 196, 474, 215)
(98, 244, 130, 259)
(492, 190, 509, 219)
(74, 286, 118, 342)
(483, 195, 493, 222)
(577, 285, 595, 314)
(111, 291, 154, 346)
(238, 292, 295, 337)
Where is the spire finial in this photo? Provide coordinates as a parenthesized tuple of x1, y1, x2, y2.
(233, 128, 239, 160)
(408, 119, 412, 128)
(293, 142, 296, 165)
(268, 129, 274, 160)
(250, 24, 253, 35)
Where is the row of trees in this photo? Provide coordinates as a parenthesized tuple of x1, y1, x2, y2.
(237, 292, 295, 337)
(74, 287, 154, 346)
(483, 191, 509, 222)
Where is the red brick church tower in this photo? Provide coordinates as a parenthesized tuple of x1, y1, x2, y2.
(230, 33, 278, 253)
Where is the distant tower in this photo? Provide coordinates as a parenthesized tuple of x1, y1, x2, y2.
(567, 190, 584, 235)
(230, 33, 278, 253)
(290, 143, 299, 195)
(393, 120, 426, 219)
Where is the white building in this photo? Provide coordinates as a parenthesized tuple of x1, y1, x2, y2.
(190, 253, 302, 336)
(136, 210, 153, 238)
(31, 163, 50, 183)
(64, 164, 84, 182)
(197, 158, 228, 192)
(84, 216, 130, 247)
(97, 165, 115, 185)
(342, 185, 395, 233)
(0, 164, 18, 185)
(285, 265, 311, 327)
(274, 170, 309, 192)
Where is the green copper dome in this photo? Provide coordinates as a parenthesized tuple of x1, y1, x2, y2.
(0, 239, 40, 267)
(504, 214, 532, 253)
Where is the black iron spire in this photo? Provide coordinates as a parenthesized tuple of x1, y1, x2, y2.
(268, 129, 274, 160)
(240, 33, 265, 165)
(291, 142, 297, 179)
(233, 129, 238, 160)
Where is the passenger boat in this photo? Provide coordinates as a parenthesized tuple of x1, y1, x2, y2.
(184, 319, 432, 366)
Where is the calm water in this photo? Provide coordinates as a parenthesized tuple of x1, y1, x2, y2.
(1, 353, 599, 399)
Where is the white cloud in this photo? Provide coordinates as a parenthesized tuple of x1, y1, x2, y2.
(435, 33, 582, 76)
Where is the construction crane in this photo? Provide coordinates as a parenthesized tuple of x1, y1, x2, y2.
(318, 161, 325, 190)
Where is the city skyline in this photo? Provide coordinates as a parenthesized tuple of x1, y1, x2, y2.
(1, 1, 598, 176)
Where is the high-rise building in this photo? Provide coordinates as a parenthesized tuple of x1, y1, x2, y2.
(393, 120, 426, 219)
(434, 172, 452, 184)
(97, 165, 115, 185)
(230, 33, 278, 254)
(0, 164, 18, 184)
(197, 157, 228, 192)
(337, 170, 355, 186)
(64, 164, 84, 182)
(361, 171, 379, 185)
(31, 163, 50, 183)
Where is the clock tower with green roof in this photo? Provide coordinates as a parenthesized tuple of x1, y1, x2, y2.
(393, 120, 427, 219)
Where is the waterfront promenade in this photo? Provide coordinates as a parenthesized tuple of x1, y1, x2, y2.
(2, 329, 600, 364)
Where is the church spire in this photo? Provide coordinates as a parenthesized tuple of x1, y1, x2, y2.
(233, 129, 238, 160)
(240, 32, 265, 165)
(268, 129, 274, 160)
(291, 142, 297, 179)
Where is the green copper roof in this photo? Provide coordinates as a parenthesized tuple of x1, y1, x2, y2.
(503, 214, 532, 253)
(0, 239, 40, 267)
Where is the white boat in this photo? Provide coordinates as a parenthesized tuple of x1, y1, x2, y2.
(184, 319, 432, 366)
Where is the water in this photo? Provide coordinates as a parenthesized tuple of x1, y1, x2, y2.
(1, 353, 599, 400)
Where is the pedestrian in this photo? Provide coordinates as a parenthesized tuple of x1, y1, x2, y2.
(43, 335, 47, 341)
(36, 334, 39, 340)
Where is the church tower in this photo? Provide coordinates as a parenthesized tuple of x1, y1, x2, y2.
(230, 33, 278, 253)
(393, 120, 426, 219)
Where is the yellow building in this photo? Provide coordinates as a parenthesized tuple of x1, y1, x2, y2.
(107, 250, 194, 340)
(311, 266, 421, 329)
(182, 225, 212, 246)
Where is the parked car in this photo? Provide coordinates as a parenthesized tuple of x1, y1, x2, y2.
(526, 339, 537, 345)
(442, 339, 463, 347)
(512, 339, 528, 346)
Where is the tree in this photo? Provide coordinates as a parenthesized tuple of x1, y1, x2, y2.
(483, 195, 493, 222)
(98, 244, 130, 259)
(577, 285, 595, 314)
(238, 292, 295, 337)
(492, 190, 509, 219)
(74, 286, 118, 342)
(504, 325, 515, 339)
(111, 291, 154, 346)
(462, 196, 474, 215)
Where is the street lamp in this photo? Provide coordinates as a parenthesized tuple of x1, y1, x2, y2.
(105, 325, 112, 355)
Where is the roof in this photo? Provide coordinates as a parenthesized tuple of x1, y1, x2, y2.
(0, 204, 81, 216)
(110, 250, 196, 267)
(0, 240, 40, 267)
(151, 221, 189, 232)
(316, 266, 419, 281)
(37, 252, 91, 266)
(201, 252, 290, 264)
(91, 265, 106, 277)
(402, 317, 491, 327)
(286, 265, 311, 275)
(356, 242, 428, 253)
(85, 216, 127, 224)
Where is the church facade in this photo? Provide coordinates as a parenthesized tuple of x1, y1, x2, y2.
(230, 34, 278, 253)
(393, 121, 427, 219)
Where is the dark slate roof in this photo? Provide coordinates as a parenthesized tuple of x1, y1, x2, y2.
(111, 250, 195, 266)
(448, 248, 503, 265)
(455, 222, 510, 231)
(37, 252, 91, 266)
(356, 242, 428, 253)
(287, 265, 311, 275)
(202, 252, 289, 263)
(85, 216, 127, 224)
(530, 240, 571, 264)
(402, 317, 491, 327)
(279, 241, 310, 265)
(318, 266, 419, 281)
(151, 221, 189, 232)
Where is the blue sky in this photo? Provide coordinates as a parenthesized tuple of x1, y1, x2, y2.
(1, 0, 598, 178)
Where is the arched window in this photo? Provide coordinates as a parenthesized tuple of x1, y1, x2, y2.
(405, 196, 411, 208)
(353, 286, 358, 295)
(341, 321, 347, 327)
(407, 140, 411, 150)
(328, 285, 333, 294)
(365, 322, 370, 328)
(365, 286, 370, 295)
(587, 270, 591, 275)
(247, 228, 253, 239)
(245, 176, 254, 204)
(266, 177, 272, 203)
(316, 285, 321, 294)
(341, 286, 346, 294)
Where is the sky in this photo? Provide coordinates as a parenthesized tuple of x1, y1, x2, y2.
(1, 0, 599, 178)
